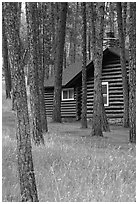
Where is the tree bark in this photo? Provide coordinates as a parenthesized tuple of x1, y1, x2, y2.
(122, 2, 127, 39)
(109, 2, 115, 33)
(88, 24, 91, 61)
(52, 3, 67, 122)
(91, 2, 110, 136)
(81, 2, 87, 128)
(2, 14, 12, 99)
(129, 2, 136, 143)
(3, 2, 39, 201)
(117, 2, 129, 128)
(26, 3, 44, 145)
(37, 3, 48, 133)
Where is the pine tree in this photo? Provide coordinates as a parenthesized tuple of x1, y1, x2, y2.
(3, 2, 39, 201)
(2, 13, 11, 99)
(26, 3, 44, 144)
(129, 2, 136, 143)
(81, 2, 87, 128)
(52, 3, 68, 122)
(117, 2, 129, 127)
(91, 2, 110, 136)
(37, 2, 48, 133)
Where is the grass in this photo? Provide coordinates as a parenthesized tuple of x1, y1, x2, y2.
(2, 82, 136, 202)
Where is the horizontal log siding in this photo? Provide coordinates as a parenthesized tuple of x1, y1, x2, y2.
(44, 89, 54, 117)
(44, 88, 77, 118)
(44, 57, 129, 120)
(87, 58, 129, 119)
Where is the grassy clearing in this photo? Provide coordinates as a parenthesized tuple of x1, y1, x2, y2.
(2, 83, 136, 202)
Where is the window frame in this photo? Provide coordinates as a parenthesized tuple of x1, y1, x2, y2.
(102, 81, 109, 107)
(62, 88, 74, 101)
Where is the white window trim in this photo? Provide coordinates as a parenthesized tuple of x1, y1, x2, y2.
(62, 88, 74, 101)
(102, 82, 109, 106)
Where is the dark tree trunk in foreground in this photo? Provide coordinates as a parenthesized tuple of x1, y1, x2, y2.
(91, 3, 110, 136)
(26, 3, 44, 144)
(2, 14, 12, 99)
(117, 2, 129, 128)
(52, 3, 67, 122)
(81, 2, 87, 128)
(129, 2, 136, 143)
(3, 2, 39, 201)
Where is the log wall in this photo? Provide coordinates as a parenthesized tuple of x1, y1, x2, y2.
(44, 88, 77, 118)
(44, 56, 129, 120)
(86, 57, 129, 119)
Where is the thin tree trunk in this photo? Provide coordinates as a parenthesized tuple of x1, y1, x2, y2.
(37, 3, 48, 133)
(117, 2, 129, 128)
(3, 3, 39, 201)
(129, 2, 136, 143)
(122, 2, 127, 39)
(52, 3, 67, 122)
(88, 24, 91, 61)
(63, 46, 66, 69)
(26, 3, 44, 145)
(81, 2, 87, 128)
(91, 2, 109, 136)
(109, 2, 115, 33)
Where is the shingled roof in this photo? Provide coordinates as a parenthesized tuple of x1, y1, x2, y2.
(44, 47, 129, 88)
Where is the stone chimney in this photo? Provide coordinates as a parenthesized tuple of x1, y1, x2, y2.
(103, 31, 119, 49)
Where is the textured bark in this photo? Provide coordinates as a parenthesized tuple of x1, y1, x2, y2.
(2, 14, 11, 99)
(3, 3, 39, 201)
(109, 2, 115, 33)
(91, 3, 110, 136)
(73, 3, 78, 63)
(26, 3, 44, 145)
(52, 3, 67, 122)
(101, 95, 110, 132)
(63, 46, 67, 69)
(42, 3, 52, 78)
(37, 3, 48, 133)
(129, 3, 136, 143)
(81, 2, 87, 128)
(122, 2, 127, 38)
(117, 2, 129, 128)
(88, 24, 91, 61)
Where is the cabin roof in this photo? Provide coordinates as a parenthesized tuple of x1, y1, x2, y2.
(44, 47, 129, 88)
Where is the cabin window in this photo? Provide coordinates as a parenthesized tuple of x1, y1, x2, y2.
(62, 88, 74, 101)
(102, 82, 109, 106)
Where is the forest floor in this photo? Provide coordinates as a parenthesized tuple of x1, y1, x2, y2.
(2, 83, 136, 202)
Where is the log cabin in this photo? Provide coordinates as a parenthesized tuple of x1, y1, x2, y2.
(44, 33, 129, 123)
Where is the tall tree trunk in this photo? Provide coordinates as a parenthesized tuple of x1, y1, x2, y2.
(117, 2, 129, 128)
(91, 2, 110, 136)
(72, 2, 78, 63)
(3, 3, 39, 201)
(37, 3, 48, 133)
(88, 24, 91, 61)
(122, 2, 127, 39)
(2, 14, 12, 99)
(52, 3, 67, 122)
(109, 2, 115, 33)
(26, 3, 44, 145)
(129, 2, 136, 143)
(63, 46, 66, 69)
(81, 2, 87, 128)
